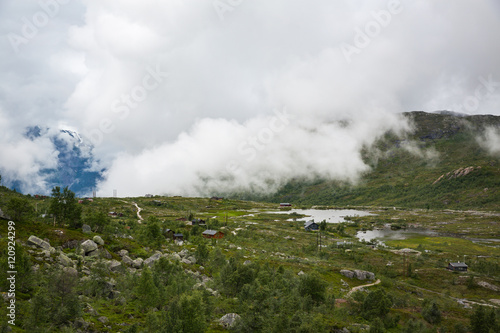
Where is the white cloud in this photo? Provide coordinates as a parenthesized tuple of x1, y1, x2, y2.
(1, 0, 500, 195)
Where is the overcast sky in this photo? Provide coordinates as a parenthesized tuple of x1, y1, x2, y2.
(1, 0, 500, 196)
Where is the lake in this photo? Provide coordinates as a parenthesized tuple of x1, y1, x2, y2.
(356, 227, 438, 244)
(262, 209, 375, 223)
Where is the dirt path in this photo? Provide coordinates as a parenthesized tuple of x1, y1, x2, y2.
(346, 279, 381, 297)
(133, 202, 144, 224)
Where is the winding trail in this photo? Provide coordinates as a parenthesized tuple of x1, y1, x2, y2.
(346, 279, 381, 297)
(133, 202, 144, 224)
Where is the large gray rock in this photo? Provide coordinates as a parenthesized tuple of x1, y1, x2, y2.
(144, 252, 162, 267)
(122, 255, 133, 266)
(93, 236, 104, 245)
(107, 260, 122, 272)
(0, 208, 11, 220)
(220, 313, 241, 328)
(81, 240, 98, 254)
(63, 266, 78, 277)
(100, 248, 112, 259)
(340, 270, 355, 279)
(132, 258, 143, 269)
(118, 249, 129, 257)
(59, 253, 73, 267)
(28, 235, 51, 250)
(82, 224, 92, 234)
(354, 270, 368, 280)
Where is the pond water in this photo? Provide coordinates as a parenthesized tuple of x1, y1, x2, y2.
(262, 209, 375, 223)
(356, 227, 438, 243)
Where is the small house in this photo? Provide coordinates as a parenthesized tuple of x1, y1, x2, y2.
(164, 229, 174, 239)
(211, 196, 223, 201)
(192, 219, 206, 226)
(202, 230, 225, 239)
(280, 203, 292, 207)
(304, 221, 319, 231)
(173, 233, 184, 240)
(448, 262, 468, 272)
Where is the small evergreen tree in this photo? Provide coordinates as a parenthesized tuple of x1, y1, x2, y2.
(362, 289, 392, 319)
(422, 301, 441, 324)
(136, 266, 160, 311)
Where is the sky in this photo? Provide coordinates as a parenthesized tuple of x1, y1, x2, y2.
(1, 0, 500, 196)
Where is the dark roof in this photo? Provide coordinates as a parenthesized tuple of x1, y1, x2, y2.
(449, 262, 468, 268)
(165, 229, 173, 233)
(304, 221, 317, 228)
(202, 229, 218, 236)
(174, 233, 183, 237)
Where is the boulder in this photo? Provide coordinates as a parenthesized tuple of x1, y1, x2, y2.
(187, 256, 197, 264)
(354, 270, 368, 280)
(81, 240, 98, 254)
(100, 248, 112, 259)
(171, 253, 181, 261)
(122, 255, 133, 266)
(144, 252, 162, 266)
(82, 224, 92, 234)
(63, 266, 78, 277)
(98, 316, 109, 324)
(108, 260, 122, 272)
(28, 235, 51, 250)
(243, 260, 252, 266)
(181, 258, 192, 265)
(59, 253, 73, 267)
(297, 271, 305, 276)
(132, 258, 143, 269)
(340, 270, 355, 279)
(93, 236, 105, 245)
(118, 249, 129, 257)
(0, 208, 11, 220)
(220, 313, 241, 328)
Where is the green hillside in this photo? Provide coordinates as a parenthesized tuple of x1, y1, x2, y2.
(258, 111, 500, 210)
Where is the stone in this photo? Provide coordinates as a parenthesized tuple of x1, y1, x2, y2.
(87, 249, 100, 257)
(171, 253, 181, 261)
(220, 313, 241, 328)
(354, 270, 367, 280)
(74, 318, 90, 330)
(63, 266, 78, 277)
(108, 290, 121, 299)
(108, 260, 122, 272)
(81, 240, 98, 254)
(297, 270, 305, 276)
(118, 249, 129, 257)
(181, 258, 192, 265)
(0, 208, 11, 220)
(132, 258, 143, 269)
(59, 253, 73, 267)
(179, 249, 189, 258)
(243, 260, 252, 266)
(93, 235, 105, 245)
(28, 235, 51, 250)
(98, 316, 109, 324)
(122, 255, 133, 266)
(144, 252, 162, 266)
(82, 224, 92, 234)
(340, 270, 355, 279)
(100, 248, 112, 259)
(187, 256, 197, 264)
